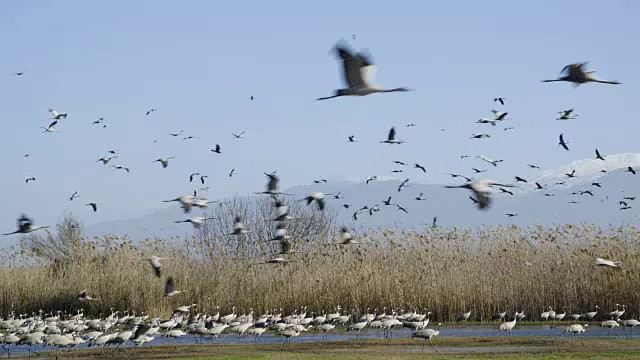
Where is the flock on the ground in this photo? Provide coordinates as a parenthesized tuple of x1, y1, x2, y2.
(4, 41, 632, 351)
(0, 303, 638, 353)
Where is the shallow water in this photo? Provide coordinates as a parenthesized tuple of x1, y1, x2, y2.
(1, 323, 633, 356)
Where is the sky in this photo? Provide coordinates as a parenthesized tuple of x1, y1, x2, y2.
(1, 0, 639, 233)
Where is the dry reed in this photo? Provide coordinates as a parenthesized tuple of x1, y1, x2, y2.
(0, 196, 638, 323)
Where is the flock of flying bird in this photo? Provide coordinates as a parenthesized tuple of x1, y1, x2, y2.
(8, 42, 631, 267)
(3, 41, 632, 351)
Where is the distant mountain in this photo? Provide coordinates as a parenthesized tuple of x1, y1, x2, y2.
(84, 154, 640, 240)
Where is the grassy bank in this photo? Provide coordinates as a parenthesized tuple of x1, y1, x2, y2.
(0, 198, 638, 320)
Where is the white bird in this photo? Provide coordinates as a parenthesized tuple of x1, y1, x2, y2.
(132, 333, 155, 346)
(412, 323, 442, 352)
(542, 62, 621, 86)
(316, 42, 411, 101)
(602, 319, 620, 328)
(476, 118, 498, 126)
(41, 120, 58, 133)
(318, 323, 335, 339)
(246, 327, 267, 341)
(456, 311, 472, 323)
(227, 216, 250, 235)
(255, 173, 292, 196)
(498, 315, 517, 335)
(470, 133, 491, 139)
(445, 179, 515, 210)
(581, 306, 599, 321)
(174, 216, 214, 229)
(564, 324, 588, 335)
(48, 108, 68, 119)
(163, 195, 194, 213)
(346, 321, 368, 337)
(280, 329, 300, 344)
(601, 320, 620, 335)
(148, 256, 165, 278)
(110, 165, 130, 173)
(174, 304, 196, 313)
(613, 305, 626, 320)
(164, 277, 185, 297)
(271, 198, 297, 221)
(380, 126, 405, 144)
(622, 319, 640, 336)
(277, 239, 297, 255)
(594, 256, 621, 269)
(477, 155, 504, 167)
(78, 289, 98, 302)
(192, 198, 216, 209)
(491, 109, 510, 121)
(96, 155, 117, 165)
(152, 157, 175, 168)
(301, 192, 331, 211)
(557, 108, 578, 120)
(339, 226, 359, 245)
(251, 256, 294, 266)
(165, 329, 187, 339)
(269, 223, 290, 242)
(2, 214, 49, 235)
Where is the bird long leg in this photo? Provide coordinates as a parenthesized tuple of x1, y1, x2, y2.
(431, 339, 439, 353)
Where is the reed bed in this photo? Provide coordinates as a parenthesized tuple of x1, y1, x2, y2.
(0, 197, 638, 322)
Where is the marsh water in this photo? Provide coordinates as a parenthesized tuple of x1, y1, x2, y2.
(3, 323, 633, 356)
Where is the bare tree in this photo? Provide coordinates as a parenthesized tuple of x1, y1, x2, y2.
(188, 195, 338, 263)
(19, 212, 84, 276)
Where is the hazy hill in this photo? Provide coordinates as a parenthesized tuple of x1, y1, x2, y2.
(81, 154, 640, 240)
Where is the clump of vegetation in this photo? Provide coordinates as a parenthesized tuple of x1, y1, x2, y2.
(0, 196, 637, 322)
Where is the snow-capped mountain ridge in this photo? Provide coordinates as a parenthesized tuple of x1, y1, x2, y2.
(534, 153, 640, 189)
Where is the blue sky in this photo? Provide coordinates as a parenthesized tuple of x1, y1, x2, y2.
(1, 0, 638, 232)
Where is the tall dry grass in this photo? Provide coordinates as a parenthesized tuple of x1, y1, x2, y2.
(0, 196, 638, 322)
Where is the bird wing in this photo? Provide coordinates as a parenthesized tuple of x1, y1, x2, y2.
(335, 44, 367, 89)
(474, 191, 491, 209)
(280, 240, 291, 254)
(133, 325, 147, 340)
(165, 277, 175, 294)
(48, 120, 58, 128)
(267, 175, 279, 192)
(358, 62, 376, 88)
(388, 127, 396, 141)
(561, 64, 574, 75)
